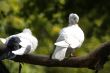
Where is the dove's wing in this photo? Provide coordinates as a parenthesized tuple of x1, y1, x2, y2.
(12, 47, 26, 55)
(55, 28, 69, 47)
(62, 25, 84, 48)
(17, 32, 38, 53)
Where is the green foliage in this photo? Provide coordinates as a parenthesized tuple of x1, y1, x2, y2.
(0, 0, 110, 73)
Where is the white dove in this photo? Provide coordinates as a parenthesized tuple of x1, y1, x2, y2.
(51, 13, 84, 61)
(0, 28, 38, 60)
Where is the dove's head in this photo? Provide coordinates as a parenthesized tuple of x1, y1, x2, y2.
(23, 28, 32, 34)
(69, 13, 79, 25)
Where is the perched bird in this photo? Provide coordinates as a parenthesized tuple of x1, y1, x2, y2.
(0, 28, 38, 60)
(51, 13, 84, 61)
(0, 28, 38, 73)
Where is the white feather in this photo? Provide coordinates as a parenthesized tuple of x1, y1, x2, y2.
(52, 46, 68, 61)
(55, 41, 69, 47)
(12, 47, 26, 55)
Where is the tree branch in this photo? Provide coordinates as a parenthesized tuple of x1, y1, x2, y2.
(0, 42, 110, 70)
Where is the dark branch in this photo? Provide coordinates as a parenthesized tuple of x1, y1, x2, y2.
(0, 42, 110, 70)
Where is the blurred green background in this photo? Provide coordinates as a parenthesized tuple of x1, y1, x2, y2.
(0, 0, 110, 73)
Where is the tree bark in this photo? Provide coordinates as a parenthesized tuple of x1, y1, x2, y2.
(0, 42, 110, 70)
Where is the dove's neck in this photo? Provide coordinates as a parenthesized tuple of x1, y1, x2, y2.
(68, 23, 77, 26)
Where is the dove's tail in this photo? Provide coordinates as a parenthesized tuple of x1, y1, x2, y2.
(52, 46, 68, 61)
(0, 38, 6, 44)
